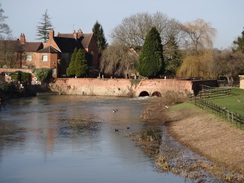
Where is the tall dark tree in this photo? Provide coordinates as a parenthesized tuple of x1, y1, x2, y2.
(66, 48, 77, 77)
(36, 9, 53, 42)
(137, 27, 164, 78)
(233, 28, 244, 53)
(164, 35, 182, 76)
(92, 21, 107, 51)
(0, 3, 11, 38)
(74, 49, 88, 77)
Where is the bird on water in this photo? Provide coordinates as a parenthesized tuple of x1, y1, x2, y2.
(113, 109, 118, 113)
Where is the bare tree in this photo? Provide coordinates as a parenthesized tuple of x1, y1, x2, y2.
(182, 19, 216, 54)
(0, 4, 22, 68)
(100, 42, 138, 78)
(107, 12, 184, 78)
(0, 3, 11, 39)
(213, 50, 244, 86)
(110, 12, 183, 48)
(176, 19, 217, 79)
(0, 40, 24, 68)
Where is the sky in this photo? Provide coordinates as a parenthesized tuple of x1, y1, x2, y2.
(1, 0, 244, 49)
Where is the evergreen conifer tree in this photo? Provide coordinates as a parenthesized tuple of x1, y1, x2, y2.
(164, 35, 182, 76)
(233, 28, 244, 53)
(36, 9, 53, 42)
(66, 48, 77, 76)
(137, 27, 164, 78)
(92, 21, 107, 51)
(74, 49, 88, 77)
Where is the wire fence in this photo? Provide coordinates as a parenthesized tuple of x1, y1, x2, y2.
(191, 85, 244, 129)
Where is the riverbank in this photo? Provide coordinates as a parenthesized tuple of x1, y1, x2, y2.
(167, 103, 244, 175)
(133, 99, 244, 181)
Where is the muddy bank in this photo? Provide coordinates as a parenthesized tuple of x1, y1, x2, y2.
(167, 108, 244, 173)
(130, 99, 244, 182)
(130, 126, 243, 182)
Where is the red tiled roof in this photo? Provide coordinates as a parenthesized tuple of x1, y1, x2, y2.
(56, 32, 93, 49)
(37, 46, 60, 53)
(0, 40, 43, 52)
(81, 33, 93, 48)
(57, 33, 74, 39)
(24, 42, 43, 52)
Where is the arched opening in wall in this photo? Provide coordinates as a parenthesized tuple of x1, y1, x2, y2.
(152, 91, 162, 97)
(139, 91, 150, 97)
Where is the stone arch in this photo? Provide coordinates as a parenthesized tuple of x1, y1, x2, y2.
(138, 91, 150, 97)
(152, 91, 162, 97)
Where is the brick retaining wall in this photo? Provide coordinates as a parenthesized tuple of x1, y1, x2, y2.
(49, 78, 193, 97)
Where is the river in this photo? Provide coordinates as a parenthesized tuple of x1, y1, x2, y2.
(0, 95, 215, 183)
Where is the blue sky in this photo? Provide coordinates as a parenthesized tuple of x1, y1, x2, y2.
(1, 0, 244, 49)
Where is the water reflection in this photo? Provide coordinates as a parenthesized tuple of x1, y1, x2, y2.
(0, 96, 187, 183)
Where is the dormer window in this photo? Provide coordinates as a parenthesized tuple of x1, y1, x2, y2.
(42, 54, 48, 61)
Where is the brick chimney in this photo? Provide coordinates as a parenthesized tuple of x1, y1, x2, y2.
(73, 30, 78, 39)
(20, 33, 26, 44)
(77, 29, 83, 38)
(49, 29, 54, 40)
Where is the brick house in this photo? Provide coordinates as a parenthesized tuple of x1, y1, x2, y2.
(44, 29, 99, 77)
(0, 35, 43, 68)
(0, 28, 99, 79)
(19, 34, 44, 69)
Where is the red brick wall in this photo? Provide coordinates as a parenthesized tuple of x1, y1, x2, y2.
(134, 79, 193, 96)
(0, 68, 33, 74)
(49, 78, 193, 97)
(22, 52, 58, 70)
(45, 39, 60, 52)
(86, 35, 99, 65)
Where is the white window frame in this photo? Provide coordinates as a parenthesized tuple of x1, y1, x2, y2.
(42, 54, 48, 62)
(26, 54, 32, 61)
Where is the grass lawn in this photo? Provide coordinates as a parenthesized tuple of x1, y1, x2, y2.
(172, 88, 244, 116)
(207, 88, 244, 116)
(171, 102, 198, 110)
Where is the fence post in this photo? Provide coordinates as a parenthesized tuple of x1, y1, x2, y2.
(193, 86, 244, 129)
(231, 112, 234, 124)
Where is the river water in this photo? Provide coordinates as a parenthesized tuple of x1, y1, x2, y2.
(0, 95, 212, 183)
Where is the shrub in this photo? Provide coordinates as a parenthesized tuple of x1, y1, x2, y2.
(10, 71, 31, 83)
(32, 68, 52, 83)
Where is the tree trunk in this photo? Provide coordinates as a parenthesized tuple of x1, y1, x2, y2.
(226, 75, 234, 86)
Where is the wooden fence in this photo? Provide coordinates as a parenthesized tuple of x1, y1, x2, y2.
(191, 85, 244, 129)
(194, 99, 244, 129)
(196, 85, 231, 99)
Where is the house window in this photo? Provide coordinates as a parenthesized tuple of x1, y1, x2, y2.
(42, 54, 48, 62)
(91, 51, 94, 55)
(26, 54, 32, 61)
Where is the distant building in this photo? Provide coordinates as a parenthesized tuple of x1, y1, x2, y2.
(45, 29, 99, 77)
(239, 75, 244, 89)
(0, 28, 99, 78)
